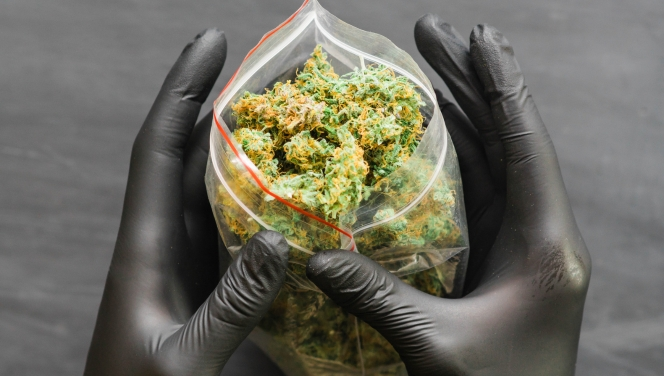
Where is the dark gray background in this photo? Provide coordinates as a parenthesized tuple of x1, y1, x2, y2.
(1, 0, 662, 375)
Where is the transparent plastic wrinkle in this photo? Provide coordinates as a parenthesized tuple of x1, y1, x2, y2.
(352, 110, 446, 231)
(371, 247, 467, 278)
(285, 269, 319, 292)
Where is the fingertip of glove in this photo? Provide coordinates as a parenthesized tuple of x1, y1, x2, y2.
(470, 24, 509, 53)
(185, 28, 226, 51)
(415, 13, 452, 45)
(247, 231, 290, 266)
(306, 251, 375, 295)
(469, 24, 523, 95)
(415, 13, 444, 33)
(418, 14, 465, 40)
(179, 28, 226, 62)
(165, 28, 227, 103)
(196, 27, 224, 40)
(306, 250, 347, 280)
(307, 251, 401, 313)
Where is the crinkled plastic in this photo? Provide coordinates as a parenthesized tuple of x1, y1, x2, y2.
(205, 0, 469, 374)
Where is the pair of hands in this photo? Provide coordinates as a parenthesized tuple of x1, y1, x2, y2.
(85, 15, 590, 376)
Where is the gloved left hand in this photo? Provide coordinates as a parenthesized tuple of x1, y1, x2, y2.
(305, 17, 591, 375)
(84, 28, 290, 376)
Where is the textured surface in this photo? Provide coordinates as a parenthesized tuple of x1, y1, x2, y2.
(0, 0, 662, 375)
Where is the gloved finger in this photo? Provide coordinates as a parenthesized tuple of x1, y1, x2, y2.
(180, 110, 220, 309)
(436, 90, 494, 216)
(157, 231, 289, 375)
(415, 14, 505, 189)
(307, 250, 442, 368)
(184, 110, 213, 208)
(120, 29, 226, 242)
(437, 90, 502, 289)
(469, 25, 570, 226)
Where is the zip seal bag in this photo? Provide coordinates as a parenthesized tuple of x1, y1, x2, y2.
(205, 1, 469, 374)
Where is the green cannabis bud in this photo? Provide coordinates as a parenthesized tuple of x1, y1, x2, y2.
(215, 45, 466, 375)
(231, 45, 423, 221)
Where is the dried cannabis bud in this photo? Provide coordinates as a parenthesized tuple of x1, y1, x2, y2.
(231, 45, 424, 221)
(216, 45, 466, 375)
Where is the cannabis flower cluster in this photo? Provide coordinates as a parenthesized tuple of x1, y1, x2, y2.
(231, 45, 424, 221)
(213, 45, 466, 374)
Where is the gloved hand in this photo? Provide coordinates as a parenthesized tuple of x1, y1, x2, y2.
(84, 29, 289, 376)
(306, 15, 591, 376)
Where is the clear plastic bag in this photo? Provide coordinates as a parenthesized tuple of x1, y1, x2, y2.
(205, 1, 469, 374)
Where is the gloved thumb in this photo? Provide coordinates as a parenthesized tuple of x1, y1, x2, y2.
(307, 250, 444, 371)
(157, 231, 289, 375)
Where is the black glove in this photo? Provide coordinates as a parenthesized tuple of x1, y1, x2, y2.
(306, 15, 591, 376)
(84, 29, 289, 376)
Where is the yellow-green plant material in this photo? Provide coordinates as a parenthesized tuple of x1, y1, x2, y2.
(214, 45, 466, 375)
(231, 45, 423, 218)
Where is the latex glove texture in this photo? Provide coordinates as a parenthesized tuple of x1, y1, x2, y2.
(306, 16, 591, 376)
(84, 29, 289, 376)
